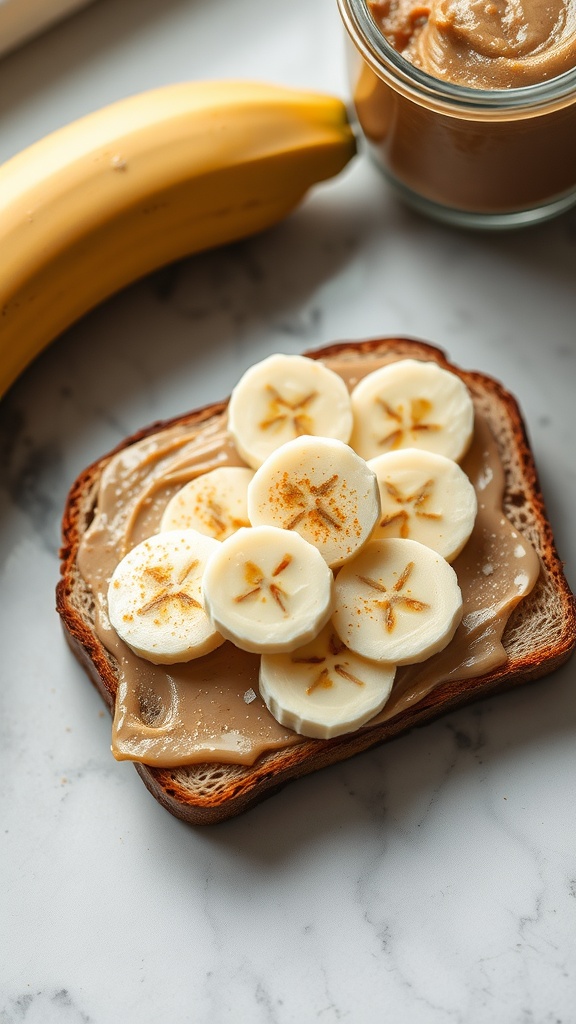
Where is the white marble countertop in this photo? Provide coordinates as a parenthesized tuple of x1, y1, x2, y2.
(1, 2, 575, 1022)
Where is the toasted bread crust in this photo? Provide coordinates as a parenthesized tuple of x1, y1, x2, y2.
(56, 337, 576, 824)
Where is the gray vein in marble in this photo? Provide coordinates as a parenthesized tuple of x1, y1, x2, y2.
(253, 976, 282, 1024)
(0, 406, 64, 555)
(143, 218, 361, 345)
(275, 303, 324, 339)
(0, 988, 93, 1023)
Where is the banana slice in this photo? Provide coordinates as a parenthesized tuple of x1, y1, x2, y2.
(259, 623, 396, 739)
(107, 530, 224, 664)
(201, 525, 334, 654)
(332, 537, 463, 665)
(247, 435, 380, 567)
(367, 448, 477, 561)
(160, 466, 254, 540)
(227, 353, 353, 469)
(350, 359, 474, 463)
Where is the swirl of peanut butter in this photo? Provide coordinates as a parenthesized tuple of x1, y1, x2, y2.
(369, 0, 576, 87)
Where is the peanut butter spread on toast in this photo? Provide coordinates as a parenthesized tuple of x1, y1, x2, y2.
(77, 355, 539, 766)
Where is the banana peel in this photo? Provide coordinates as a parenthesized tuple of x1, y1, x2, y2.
(0, 79, 357, 398)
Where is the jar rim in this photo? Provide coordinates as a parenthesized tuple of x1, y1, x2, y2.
(337, 0, 576, 111)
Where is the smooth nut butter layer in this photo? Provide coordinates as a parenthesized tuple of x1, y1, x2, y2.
(368, 0, 576, 88)
(77, 354, 539, 767)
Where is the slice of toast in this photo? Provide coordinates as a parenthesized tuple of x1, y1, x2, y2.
(56, 337, 576, 824)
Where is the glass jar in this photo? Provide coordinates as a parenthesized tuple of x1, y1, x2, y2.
(337, 0, 576, 229)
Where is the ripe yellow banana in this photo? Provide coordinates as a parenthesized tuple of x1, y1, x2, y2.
(0, 79, 356, 398)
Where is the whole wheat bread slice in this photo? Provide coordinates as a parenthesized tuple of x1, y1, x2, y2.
(56, 337, 576, 824)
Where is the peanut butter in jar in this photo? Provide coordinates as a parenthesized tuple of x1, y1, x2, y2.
(337, 0, 576, 227)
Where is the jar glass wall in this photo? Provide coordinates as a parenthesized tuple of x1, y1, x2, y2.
(337, 0, 576, 229)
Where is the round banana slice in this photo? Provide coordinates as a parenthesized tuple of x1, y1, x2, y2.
(247, 435, 380, 567)
(201, 525, 334, 654)
(367, 448, 477, 561)
(350, 359, 474, 463)
(107, 529, 224, 664)
(260, 623, 396, 739)
(227, 353, 353, 469)
(332, 537, 463, 665)
(160, 466, 254, 540)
